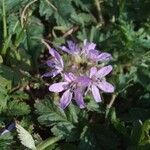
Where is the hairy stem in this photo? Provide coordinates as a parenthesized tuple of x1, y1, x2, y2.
(95, 0, 104, 25)
(21, 0, 38, 27)
(107, 94, 117, 109)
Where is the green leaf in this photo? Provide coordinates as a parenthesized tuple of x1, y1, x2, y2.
(139, 120, 150, 145)
(131, 120, 143, 145)
(35, 99, 79, 141)
(78, 126, 96, 150)
(16, 123, 36, 150)
(35, 99, 67, 126)
(0, 0, 30, 14)
(6, 101, 30, 116)
(39, 0, 53, 20)
(0, 85, 9, 113)
(0, 65, 20, 88)
(25, 16, 44, 69)
(71, 13, 95, 26)
(0, 55, 3, 64)
(66, 103, 79, 124)
(0, 133, 13, 150)
(9, 48, 31, 71)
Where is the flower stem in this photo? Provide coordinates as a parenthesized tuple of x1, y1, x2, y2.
(95, 0, 104, 25)
(107, 94, 117, 109)
(36, 136, 62, 150)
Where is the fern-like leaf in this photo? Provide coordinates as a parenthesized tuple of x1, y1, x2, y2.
(16, 124, 36, 150)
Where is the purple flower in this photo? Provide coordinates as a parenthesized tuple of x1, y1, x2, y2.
(60, 40, 112, 63)
(83, 39, 112, 62)
(49, 73, 90, 109)
(60, 41, 80, 55)
(42, 48, 64, 77)
(89, 65, 114, 102)
(43, 40, 115, 109)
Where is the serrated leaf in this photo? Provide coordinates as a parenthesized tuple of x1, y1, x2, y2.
(16, 124, 36, 150)
(78, 126, 96, 150)
(0, 133, 13, 150)
(0, 85, 9, 112)
(6, 101, 30, 116)
(39, 0, 53, 20)
(0, 0, 30, 14)
(0, 65, 20, 88)
(51, 122, 77, 142)
(35, 99, 79, 141)
(25, 16, 44, 69)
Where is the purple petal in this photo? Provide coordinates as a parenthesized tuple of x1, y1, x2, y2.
(60, 89, 72, 109)
(49, 48, 64, 67)
(98, 80, 115, 93)
(42, 72, 53, 78)
(76, 76, 90, 88)
(67, 41, 77, 51)
(87, 49, 100, 60)
(83, 39, 96, 51)
(90, 67, 97, 78)
(91, 84, 101, 102)
(51, 69, 62, 77)
(64, 73, 76, 82)
(53, 51, 64, 68)
(49, 48, 56, 57)
(97, 52, 112, 61)
(49, 82, 68, 92)
(60, 41, 80, 55)
(74, 89, 85, 109)
(42, 69, 61, 78)
(60, 46, 73, 54)
(46, 60, 55, 67)
(56, 54, 64, 68)
(96, 65, 113, 78)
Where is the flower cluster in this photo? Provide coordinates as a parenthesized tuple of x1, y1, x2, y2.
(43, 40, 114, 109)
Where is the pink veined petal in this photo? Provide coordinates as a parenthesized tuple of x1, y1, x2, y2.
(67, 41, 80, 54)
(64, 73, 76, 82)
(48, 48, 64, 68)
(60, 89, 73, 109)
(42, 69, 61, 78)
(74, 89, 85, 109)
(60, 46, 73, 54)
(49, 82, 68, 92)
(98, 80, 115, 93)
(96, 65, 113, 78)
(49, 48, 56, 57)
(76, 76, 90, 88)
(97, 52, 112, 62)
(83, 40, 96, 51)
(91, 84, 102, 102)
(42, 69, 60, 78)
(88, 49, 100, 58)
(90, 67, 97, 78)
(64, 74, 72, 82)
(54, 52, 64, 68)
(67, 41, 76, 51)
(68, 73, 76, 81)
